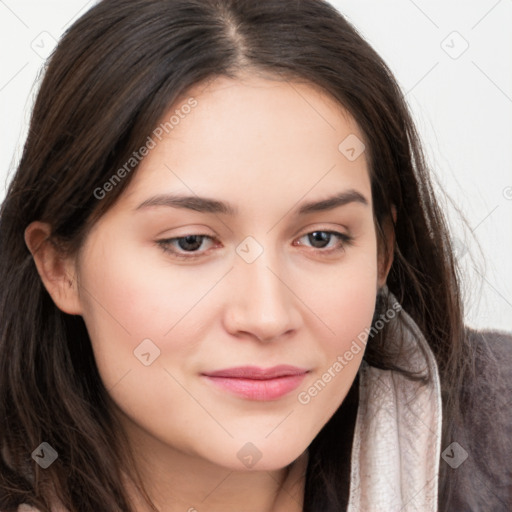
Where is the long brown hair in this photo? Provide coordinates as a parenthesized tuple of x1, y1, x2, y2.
(0, 0, 473, 510)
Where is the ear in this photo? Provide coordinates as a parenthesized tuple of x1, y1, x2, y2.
(24, 221, 83, 315)
(377, 204, 396, 289)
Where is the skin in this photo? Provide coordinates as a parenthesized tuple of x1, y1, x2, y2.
(26, 72, 394, 511)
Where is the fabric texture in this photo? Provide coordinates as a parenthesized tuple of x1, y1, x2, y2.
(347, 291, 442, 511)
(443, 326, 512, 511)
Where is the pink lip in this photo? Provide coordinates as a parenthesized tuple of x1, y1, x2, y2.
(201, 365, 309, 401)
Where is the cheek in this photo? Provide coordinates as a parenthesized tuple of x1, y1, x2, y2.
(304, 243, 378, 349)
(77, 243, 217, 458)
(77, 237, 213, 389)
(331, 273, 377, 346)
(293, 250, 378, 425)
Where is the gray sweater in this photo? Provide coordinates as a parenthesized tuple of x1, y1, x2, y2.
(443, 327, 512, 511)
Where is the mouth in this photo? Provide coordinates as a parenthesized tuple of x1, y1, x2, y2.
(201, 365, 309, 401)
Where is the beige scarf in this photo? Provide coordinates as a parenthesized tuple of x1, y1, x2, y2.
(347, 292, 443, 511)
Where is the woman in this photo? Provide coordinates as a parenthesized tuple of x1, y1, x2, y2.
(0, 0, 510, 511)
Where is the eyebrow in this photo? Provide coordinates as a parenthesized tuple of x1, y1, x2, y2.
(135, 189, 368, 216)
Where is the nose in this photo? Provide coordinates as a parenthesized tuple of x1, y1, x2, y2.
(222, 247, 302, 343)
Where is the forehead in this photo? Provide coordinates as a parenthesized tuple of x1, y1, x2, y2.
(118, 74, 371, 212)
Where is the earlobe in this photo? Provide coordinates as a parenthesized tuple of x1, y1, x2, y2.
(24, 221, 83, 315)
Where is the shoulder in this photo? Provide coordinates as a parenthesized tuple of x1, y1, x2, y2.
(467, 326, 512, 364)
(467, 325, 512, 379)
(467, 327, 512, 439)
(465, 327, 512, 413)
(446, 327, 512, 511)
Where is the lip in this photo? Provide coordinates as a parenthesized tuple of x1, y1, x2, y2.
(201, 365, 309, 401)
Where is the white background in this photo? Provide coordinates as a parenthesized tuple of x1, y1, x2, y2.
(1, 0, 511, 331)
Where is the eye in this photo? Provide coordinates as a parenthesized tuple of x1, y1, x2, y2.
(157, 234, 216, 259)
(156, 230, 353, 260)
(294, 230, 353, 254)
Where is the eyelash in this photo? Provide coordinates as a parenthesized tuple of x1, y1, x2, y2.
(156, 230, 354, 260)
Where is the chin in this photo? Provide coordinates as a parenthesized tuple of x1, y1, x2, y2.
(210, 438, 308, 472)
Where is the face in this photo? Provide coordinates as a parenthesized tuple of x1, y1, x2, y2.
(72, 73, 385, 472)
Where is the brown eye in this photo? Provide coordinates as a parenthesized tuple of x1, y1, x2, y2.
(176, 235, 206, 252)
(307, 231, 333, 249)
(157, 234, 216, 259)
(296, 230, 353, 253)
